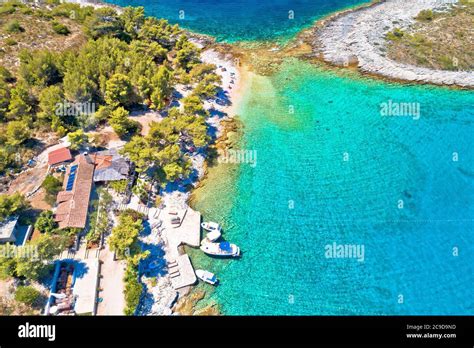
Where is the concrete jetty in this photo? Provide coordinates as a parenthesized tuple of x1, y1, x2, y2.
(169, 254, 197, 290)
(147, 205, 201, 290)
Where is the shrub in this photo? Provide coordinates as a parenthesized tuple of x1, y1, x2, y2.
(386, 28, 404, 41)
(51, 3, 93, 22)
(0, 66, 13, 82)
(4, 38, 17, 46)
(42, 175, 62, 205)
(5, 20, 24, 33)
(0, 193, 29, 222)
(439, 55, 458, 71)
(122, 254, 148, 316)
(0, 5, 16, 15)
(33, 9, 53, 20)
(124, 272, 142, 316)
(416, 9, 434, 21)
(109, 210, 143, 259)
(34, 210, 57, 234)
(19, 7, 33, 15)
(110, 180, 128, 194)
(51, 21, 70, 35)
(42, 175, 62, 194)
(15, 286, 41, 306)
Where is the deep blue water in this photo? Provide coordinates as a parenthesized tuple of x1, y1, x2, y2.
(104, 0, 368, 42)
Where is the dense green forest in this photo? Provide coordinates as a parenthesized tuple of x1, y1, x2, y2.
(0, 1, 220, 184)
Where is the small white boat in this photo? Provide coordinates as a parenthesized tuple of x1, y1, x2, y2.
(205, 229, 221, 242)
(201, 222, 222, 241)
(201, 221, 221, 232)
(195, 269, 218, 285)
(200, 241, 240, 257)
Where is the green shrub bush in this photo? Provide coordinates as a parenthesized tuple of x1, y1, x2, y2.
(15, 286, 41, 306)
(51, 21, 70, 35)
(5, 20, 24, 33)
(416, 9, 434, 21)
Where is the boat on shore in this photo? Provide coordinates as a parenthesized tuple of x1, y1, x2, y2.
(201, 221, 222, 242)
(200, 241, 240, 257)
(195, 269, 218, 285)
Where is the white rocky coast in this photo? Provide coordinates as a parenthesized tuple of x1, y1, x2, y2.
(315, 0, 474, 88)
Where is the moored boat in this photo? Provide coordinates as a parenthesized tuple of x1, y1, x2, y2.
(201, 221, 222, 242)
(201, 221, 221, 232)
(195, 269, 218, 285)
(205, 229, 221, 242)
(200, 241, 240, 257)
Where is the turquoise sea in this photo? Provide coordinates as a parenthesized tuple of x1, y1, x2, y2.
(193, 61, 474, 315)
(107, 0, 474, 314)
(105, 0, 367, 42)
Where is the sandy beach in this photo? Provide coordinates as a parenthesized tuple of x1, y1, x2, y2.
(201, 48, 244, 137)
(314, 0, 474, 88)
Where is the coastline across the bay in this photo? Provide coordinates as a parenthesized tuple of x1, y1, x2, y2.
(311, 0, 474, 88)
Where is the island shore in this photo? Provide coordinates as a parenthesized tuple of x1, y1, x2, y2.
(60, 0, 245, 316)
(134, 47, 243, 316)
(169, 49, 245, 316)
(111, 48, 244, 316)
(313, 0, 474, 88)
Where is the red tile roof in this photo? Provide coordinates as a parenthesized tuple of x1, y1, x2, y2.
(90, 154, 113, 170)
(54, 155, 94, 229)
(56, 191, 73, 203)
(48, 147, 72, 166)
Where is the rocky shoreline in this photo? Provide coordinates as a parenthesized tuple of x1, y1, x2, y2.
(314, 0, 474, 88)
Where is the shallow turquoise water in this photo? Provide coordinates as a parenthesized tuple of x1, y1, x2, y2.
(104, 0, 368, 42)
(109, 0, 474, 314)
(193, 60, 474, 315)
